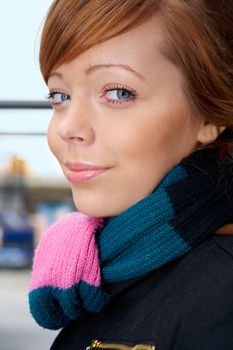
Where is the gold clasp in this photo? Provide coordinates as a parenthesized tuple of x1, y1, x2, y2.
(86, 339, 156, 350)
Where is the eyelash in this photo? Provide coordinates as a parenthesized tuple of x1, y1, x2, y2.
(46, 91, 70, 106)
(46, 84, 137, 107)
(100, 84, 137, 105)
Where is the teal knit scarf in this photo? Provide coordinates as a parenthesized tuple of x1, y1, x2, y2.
(29, 147, 233, 329)
(100, 147, 233, 282)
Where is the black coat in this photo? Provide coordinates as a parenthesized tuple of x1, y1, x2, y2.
(51, 234, 233, 350)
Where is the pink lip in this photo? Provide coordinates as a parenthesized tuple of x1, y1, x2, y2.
(65, 161, 110, 184)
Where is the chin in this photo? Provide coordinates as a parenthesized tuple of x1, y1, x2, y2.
(72, 196, 113, 218)
(71, 188, 143, 218)
(75, 206, 105, 218)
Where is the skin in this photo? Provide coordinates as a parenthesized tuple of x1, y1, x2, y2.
(47, 18, 222, 217)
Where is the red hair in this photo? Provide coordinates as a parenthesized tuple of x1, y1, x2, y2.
(40, 0, 233, 151)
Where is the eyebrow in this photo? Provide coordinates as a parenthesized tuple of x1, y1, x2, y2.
(48, 72, 64, 81)
(85, 64, 145, 81)
(48, 64, 146, 82)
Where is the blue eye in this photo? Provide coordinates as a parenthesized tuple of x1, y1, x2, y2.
(109, 89, 132, 100)
(48, 91, 71, 105)
(103, 86, 137, 104)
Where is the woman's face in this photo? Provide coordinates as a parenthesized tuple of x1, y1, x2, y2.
(47, 19, 205, 217)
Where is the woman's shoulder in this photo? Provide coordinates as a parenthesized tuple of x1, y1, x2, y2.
(174, 233, 233, 296)
(190, 231, 233, 285)
(182, 232, 233, 272)
(167, 235, 233, 349)
(213, 231, 233, 258)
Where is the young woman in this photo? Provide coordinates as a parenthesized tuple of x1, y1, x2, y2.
(29, 1, 233, 349)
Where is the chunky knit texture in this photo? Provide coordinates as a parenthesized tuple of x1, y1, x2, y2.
(29, 148, 233, 330)
(29, 214, 109, 329)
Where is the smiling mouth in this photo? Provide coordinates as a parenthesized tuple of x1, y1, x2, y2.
(65, 161, 110, 184)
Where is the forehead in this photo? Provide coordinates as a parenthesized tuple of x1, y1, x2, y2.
(84, 18, 163, 64)
(49, 18, 174, 82)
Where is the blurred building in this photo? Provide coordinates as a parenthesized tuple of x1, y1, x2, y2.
(0, 152, 73, 268)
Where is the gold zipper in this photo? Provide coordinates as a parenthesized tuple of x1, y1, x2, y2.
(86, 339, 156, 350)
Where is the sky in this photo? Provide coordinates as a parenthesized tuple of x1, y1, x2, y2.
(0, 0, 63, 177)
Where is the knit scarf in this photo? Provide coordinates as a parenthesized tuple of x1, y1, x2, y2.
(29, 147, 233, 330)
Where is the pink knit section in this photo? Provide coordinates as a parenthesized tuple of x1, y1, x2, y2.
(29, 212, 103, 291)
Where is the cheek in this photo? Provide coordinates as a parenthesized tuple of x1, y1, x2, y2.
(108, 106, 197, 192)
(47, 118, 60, 158)
(109, 112, 185, 165)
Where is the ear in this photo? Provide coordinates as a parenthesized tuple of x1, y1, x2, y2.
(197, 121, 226, 144)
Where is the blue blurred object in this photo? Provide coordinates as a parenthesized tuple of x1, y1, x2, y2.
(0, 209, 34, 268)
(37, 202, 74, 226)
(0, 247, 32, 268)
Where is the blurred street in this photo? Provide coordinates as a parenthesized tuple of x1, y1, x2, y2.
(0, 269, 58, 350)
(0, 2, 71, 349)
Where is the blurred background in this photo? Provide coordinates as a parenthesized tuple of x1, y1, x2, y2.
(0, 1, 74, 349)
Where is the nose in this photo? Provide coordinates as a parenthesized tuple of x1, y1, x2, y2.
(57, 101, 95, 145)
